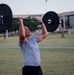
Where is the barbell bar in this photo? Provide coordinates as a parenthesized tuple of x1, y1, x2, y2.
(0, 3, 59, 32)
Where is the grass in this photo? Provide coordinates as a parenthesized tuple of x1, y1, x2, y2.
(39, 34, 74, 46)
(0, 34, 74, 75)
(0, 34, 74, 46)
(41, 49, 74, 75)
(0, 36, 18, 46)
(0, 48, 22, 75)
(0, 48, 74, 75)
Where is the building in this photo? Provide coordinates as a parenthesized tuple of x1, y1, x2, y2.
(59, 11, 74, 34)
(59, 11, 74, 28)
(13, 11, 74, 33)
(13, 14, 43, 20)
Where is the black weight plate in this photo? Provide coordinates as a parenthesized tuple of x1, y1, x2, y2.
(0, 4, 12, 31)
(42, 11, 59, 32)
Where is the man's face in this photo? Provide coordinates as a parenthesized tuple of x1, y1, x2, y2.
(25, 26, 31, 37)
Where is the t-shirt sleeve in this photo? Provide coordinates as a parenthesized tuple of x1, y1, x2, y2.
(18, 39, 24, 47)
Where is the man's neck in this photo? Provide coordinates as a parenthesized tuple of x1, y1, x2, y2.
(26, 35, 31, 39)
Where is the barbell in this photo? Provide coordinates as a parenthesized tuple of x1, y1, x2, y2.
(0, 3, 59, 32)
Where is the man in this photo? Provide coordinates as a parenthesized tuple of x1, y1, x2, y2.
(18, 18, 48, 75)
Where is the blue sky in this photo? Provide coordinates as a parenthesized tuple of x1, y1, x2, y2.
(0, 0, 74, 15)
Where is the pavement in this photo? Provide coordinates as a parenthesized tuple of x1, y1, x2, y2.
(0, 46, 74, 49)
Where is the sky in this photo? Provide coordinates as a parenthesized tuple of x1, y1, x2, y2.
(0, 0, 74, 15)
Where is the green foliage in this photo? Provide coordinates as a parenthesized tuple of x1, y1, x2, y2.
(23, 17, 39, 31)
(8, 17, 39, 32)
(8, 19, 19, 32)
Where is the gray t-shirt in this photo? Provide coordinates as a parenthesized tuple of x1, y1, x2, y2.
(18, 36, 40, 67)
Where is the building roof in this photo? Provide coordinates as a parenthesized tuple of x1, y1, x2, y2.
(59, 11, 74, 16)
(13, 11, 74, 18)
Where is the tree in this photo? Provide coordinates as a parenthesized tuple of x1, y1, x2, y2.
(8, 19, 19, 32)
(23, 17, 39, 31)
(8, 17, 39, 32)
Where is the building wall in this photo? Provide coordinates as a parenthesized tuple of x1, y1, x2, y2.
(59, 11, 74, 28)
(13, 11, 74, 32)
